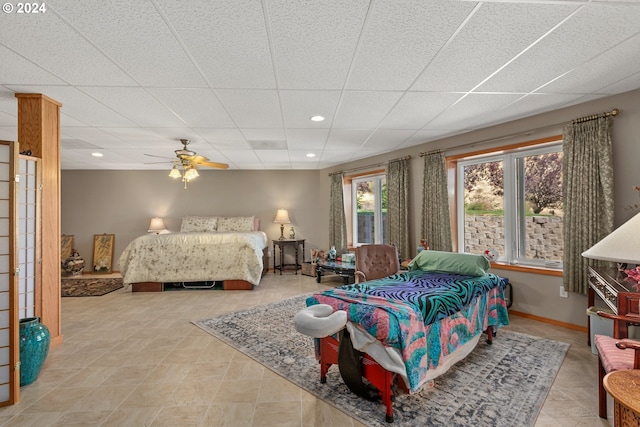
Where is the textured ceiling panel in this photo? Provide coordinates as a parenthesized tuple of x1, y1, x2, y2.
(51, 0, 207, 88)
(215, 89, 283, 128)
(332, 91, 403, 129)
(347, 0, 476, 91)
(149, 88, 237, 128)
(425, 93, 523, 129)
(284, 129, 329, 150)
(477, 2, 640, 93)
(378, 92, 463, 130)
(280, 90, 341, 128)
(80, 87, 186, 127)
(1, 7, 137, 86)
(411, 2, 580, 92)
(267, 0, 370, 90)
(155, 0, 276, 88)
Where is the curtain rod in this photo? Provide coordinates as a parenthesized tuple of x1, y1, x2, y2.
(418, 149, 442, 157)
(328, 155, 411, 176)
(571, 108, 622, 124)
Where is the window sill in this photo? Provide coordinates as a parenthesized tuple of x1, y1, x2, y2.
(489, 262, 562, 277)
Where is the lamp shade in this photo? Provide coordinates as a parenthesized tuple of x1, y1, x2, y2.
(582, 212, 640, 263)
(148, 217, 168, 234)
(274, 209, 290, 224)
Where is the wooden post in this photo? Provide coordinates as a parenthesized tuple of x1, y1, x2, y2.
(15, 93, 63, 346)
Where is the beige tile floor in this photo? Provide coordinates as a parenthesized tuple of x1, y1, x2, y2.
(0, 273, 611, 426)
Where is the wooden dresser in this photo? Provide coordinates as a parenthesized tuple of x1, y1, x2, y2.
(588, 265, 640, 345)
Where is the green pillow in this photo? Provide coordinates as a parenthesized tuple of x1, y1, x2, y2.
(408, 250, 490, 276)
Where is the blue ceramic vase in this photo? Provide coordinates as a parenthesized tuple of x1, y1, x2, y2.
(19, 317, 50, 386)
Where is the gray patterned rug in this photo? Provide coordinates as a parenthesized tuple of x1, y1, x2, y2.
(193, 295, 569, 427)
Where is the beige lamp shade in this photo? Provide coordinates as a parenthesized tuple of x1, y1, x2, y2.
(274, 209, 290, 224)
(148, 217, 168, 234)
(274, 209, 290, 240)
(582, 212, 640, 263)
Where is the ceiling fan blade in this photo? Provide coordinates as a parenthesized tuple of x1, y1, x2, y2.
(198, 160, 229, 169)
(144, 161, 174, 165)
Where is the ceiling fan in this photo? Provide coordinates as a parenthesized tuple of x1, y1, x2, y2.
(145, 139, 228, 188)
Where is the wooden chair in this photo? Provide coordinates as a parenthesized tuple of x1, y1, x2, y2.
(594, 309, 640, 418)
(354, 244, 400, 284)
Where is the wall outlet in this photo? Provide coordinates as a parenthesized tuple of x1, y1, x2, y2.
(559, 286, 568, 298)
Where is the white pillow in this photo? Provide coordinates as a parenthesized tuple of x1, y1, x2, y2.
(217, 216, 255, 232)
(180, 216, 218, 232)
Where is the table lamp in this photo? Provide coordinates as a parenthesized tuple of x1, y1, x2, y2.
(274, 209, 290, 240)
(148, 217, 168, 235)
(582, 212, 640, 264)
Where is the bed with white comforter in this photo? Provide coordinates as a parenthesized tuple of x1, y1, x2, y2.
(118, 230, 268, 286)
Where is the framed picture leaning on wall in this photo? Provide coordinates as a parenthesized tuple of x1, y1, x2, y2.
(92, 234, 114, 274)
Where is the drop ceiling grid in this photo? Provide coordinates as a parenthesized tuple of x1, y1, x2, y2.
(279, 90, 341, 129)
(476, 3, 640, 94)
(215, 89, 283, 128)
(538, 34, 640, 95)
(331, 91, 404, 129)
(377, 92, 463, 130)
(6, 85, 138, 128)
(2, 7, 136, 86)
(0, 46, 66, 86)
(50, 1, 208, 88)
(155, 0, 276, 89)
(79, 87, 187, 128)
(410, 2, 580, 93)
(265, 0, 370, 90)
(193, 128, 251, 150)
(325, 129, 373, 149)
(148, 88, 237, 128)
(345, 1, 477, 91)
(424, 93, 523, 130)
(284, 129, 330, 150)
(363, 129, 416, 148)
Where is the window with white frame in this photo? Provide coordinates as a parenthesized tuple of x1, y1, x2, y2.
(351, 173, 387, 246)
(455, 140, 563, 269)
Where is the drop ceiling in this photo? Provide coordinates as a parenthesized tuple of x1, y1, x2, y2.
(1, 0, 639, 170)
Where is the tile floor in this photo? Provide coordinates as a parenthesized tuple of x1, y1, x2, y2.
(0, 273, 611, 426)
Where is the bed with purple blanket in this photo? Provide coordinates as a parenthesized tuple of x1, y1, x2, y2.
(299, 250, 510, 422)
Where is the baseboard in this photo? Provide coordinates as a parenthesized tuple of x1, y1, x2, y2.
(509, 309, 587, 332)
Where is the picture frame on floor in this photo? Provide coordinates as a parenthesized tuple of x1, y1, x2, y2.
(92, 233, 114, 274)
(61, 234, 73, 262)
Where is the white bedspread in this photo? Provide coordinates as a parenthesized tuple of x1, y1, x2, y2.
(118, 231, 268, 286)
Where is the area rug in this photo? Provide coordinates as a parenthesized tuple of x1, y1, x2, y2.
(193, 295, 570, 427)
(61, 276, 124, 297)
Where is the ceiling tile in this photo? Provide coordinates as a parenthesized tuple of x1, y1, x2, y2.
(325, 129, 372, 149)
(477, 2, 640, 93)
(266, 0, 370, 89)
(333, 91, 403, 129)
(215, 89, 283, 128)
(280, 90, 341, 128)
(155, 0, 276, 88)
(424, 93, 523, 130)
(347, 1, 476, 91)
(378, 92, 463, 130)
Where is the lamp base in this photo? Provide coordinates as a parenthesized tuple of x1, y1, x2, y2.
(279, 224, 285, 240)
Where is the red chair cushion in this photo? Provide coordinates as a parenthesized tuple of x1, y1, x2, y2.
(595, 334, 635, 373)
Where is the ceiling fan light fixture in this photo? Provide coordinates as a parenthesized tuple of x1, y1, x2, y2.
(169, 166, 182, 178)
(184, 167, 199, 181)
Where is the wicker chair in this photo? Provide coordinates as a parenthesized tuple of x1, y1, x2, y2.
(354, 244, 400, 284)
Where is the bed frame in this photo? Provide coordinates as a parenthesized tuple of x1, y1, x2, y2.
(317, 327, 495, 423)
(131, 279, 254, 292)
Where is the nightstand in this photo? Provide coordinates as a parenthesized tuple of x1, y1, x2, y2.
(273, 239, 305, 275)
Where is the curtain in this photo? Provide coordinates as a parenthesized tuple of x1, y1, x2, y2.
(387, 157, 410, 261)
(421, 152, 452, 252)
(562, 117, 614, 294)
(329, 173, 348, 254)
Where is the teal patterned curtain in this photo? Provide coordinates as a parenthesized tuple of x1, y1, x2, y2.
(387, 157, 410, 261)
(421, 152, 452, 252)
(329, 173, 348, 254)
(563, 117, 614, 294)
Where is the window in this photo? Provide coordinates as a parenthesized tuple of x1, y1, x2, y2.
(454, 139, 563, 269)
(351, 173, 387, 246)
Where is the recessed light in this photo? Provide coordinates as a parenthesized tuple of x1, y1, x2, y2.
(91, 152, 103, 157)
(306, 153, 316, 158)
(310, 115, 325, 122)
